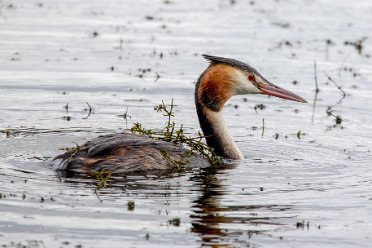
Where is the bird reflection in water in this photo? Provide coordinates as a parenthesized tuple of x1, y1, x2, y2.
(56, 162, 293, 247)
(190, 164, 292, 247)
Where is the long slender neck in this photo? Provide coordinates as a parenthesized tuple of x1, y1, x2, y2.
(195, 72, 244, 160)
(195, 104, 244, 160)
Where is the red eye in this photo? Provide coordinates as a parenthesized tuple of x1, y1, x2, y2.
(248, 74, 255, 81)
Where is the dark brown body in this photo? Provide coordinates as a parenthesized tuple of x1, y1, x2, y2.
(52, 133, 209, 175)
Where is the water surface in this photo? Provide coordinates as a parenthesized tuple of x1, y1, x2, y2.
(0, 0, 372, 247)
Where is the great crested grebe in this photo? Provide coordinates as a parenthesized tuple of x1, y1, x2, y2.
(52, 54, 306, 175)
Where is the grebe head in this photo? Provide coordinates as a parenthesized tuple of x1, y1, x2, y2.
(195, 54, 307, 160)
(197, 54, 307, 112)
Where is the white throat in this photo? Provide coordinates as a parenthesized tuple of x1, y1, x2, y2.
(204, 109, 244, 160)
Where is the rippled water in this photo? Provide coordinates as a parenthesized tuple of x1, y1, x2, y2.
(1, 0, 372, 247)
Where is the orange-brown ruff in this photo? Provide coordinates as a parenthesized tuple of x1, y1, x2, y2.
(196, 64, 237, 111)
(52, 54, 306, 175)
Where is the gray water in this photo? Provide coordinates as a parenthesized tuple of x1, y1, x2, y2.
(0, 0, 372, 247)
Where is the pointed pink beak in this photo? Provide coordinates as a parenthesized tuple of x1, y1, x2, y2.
(257, 83, 307, 103)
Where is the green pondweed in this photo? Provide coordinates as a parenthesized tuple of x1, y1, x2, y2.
(130, 99, 221, 167)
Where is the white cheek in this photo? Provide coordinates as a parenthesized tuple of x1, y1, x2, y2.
(233, 70, 262, 94)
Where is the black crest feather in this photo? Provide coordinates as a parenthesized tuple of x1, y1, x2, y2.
(202, 54, 256, 74)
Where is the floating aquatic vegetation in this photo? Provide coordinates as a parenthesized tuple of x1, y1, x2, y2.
(127, 200, 135, 211)
(130, 99, 221, 168)
(344, 37, 368, 55)
(95, 171, 112, 190)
